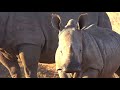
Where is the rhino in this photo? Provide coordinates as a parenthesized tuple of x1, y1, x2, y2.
(52, 13, 120, 78)
(0, 12, 112, 78)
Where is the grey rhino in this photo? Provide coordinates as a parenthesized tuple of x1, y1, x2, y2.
(52, 14, 120, 78)
(0, 12, 112, 78)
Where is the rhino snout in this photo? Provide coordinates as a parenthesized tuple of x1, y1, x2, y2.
(57, 61, 81, 73)
(62, 66, 81, 73)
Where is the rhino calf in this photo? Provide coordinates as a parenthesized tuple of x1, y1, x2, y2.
(52, 14, 120, 78)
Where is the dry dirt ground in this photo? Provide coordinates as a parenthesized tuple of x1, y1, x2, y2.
(0, 12, 120, 78)
(106, 12, 120, 34)
(0, 62, 59, 78)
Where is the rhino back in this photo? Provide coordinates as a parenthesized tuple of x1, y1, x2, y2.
(83, 26, 120, 76)
(4, 12, 45, 48)
(2, 12, 110, 48)
(0, 12, 9, 47)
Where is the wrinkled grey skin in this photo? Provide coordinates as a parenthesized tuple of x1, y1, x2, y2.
(0, 12, 112, 78)
(52, 14, 120, 78)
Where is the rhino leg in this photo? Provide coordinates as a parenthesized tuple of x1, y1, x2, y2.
(82, 68, 99, 78)
(18, 44, 40, 78)
(0, 52, 21, 78)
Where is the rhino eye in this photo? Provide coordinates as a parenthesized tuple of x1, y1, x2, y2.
(80, 49, 82, 52)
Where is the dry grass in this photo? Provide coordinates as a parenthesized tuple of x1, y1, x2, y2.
(0, 12, 120, 78)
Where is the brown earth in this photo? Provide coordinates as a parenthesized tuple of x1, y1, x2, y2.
(106, 12, 120, 34)
(0, 12, 120, 78)
(0, 62, 59, 78)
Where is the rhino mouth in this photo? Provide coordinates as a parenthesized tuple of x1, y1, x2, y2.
(57, 66, 81, 73)
(57, 68, 81, 78)
(58, 69, 80, 73)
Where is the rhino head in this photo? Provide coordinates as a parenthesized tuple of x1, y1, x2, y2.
(51, 14, 87, 77)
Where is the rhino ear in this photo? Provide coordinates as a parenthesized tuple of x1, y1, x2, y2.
(78, 13, 88, 29)
(51, 14, 62, 31)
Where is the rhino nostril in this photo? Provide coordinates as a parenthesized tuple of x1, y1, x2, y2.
(57, 69, 62, 71)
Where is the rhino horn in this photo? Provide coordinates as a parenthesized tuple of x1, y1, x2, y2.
(65, 19, 80, 30)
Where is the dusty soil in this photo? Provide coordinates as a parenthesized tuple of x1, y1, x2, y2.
(0, 62, 59, 78)
(0, 12, 120, 78)
(107, 12, 120, 34)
